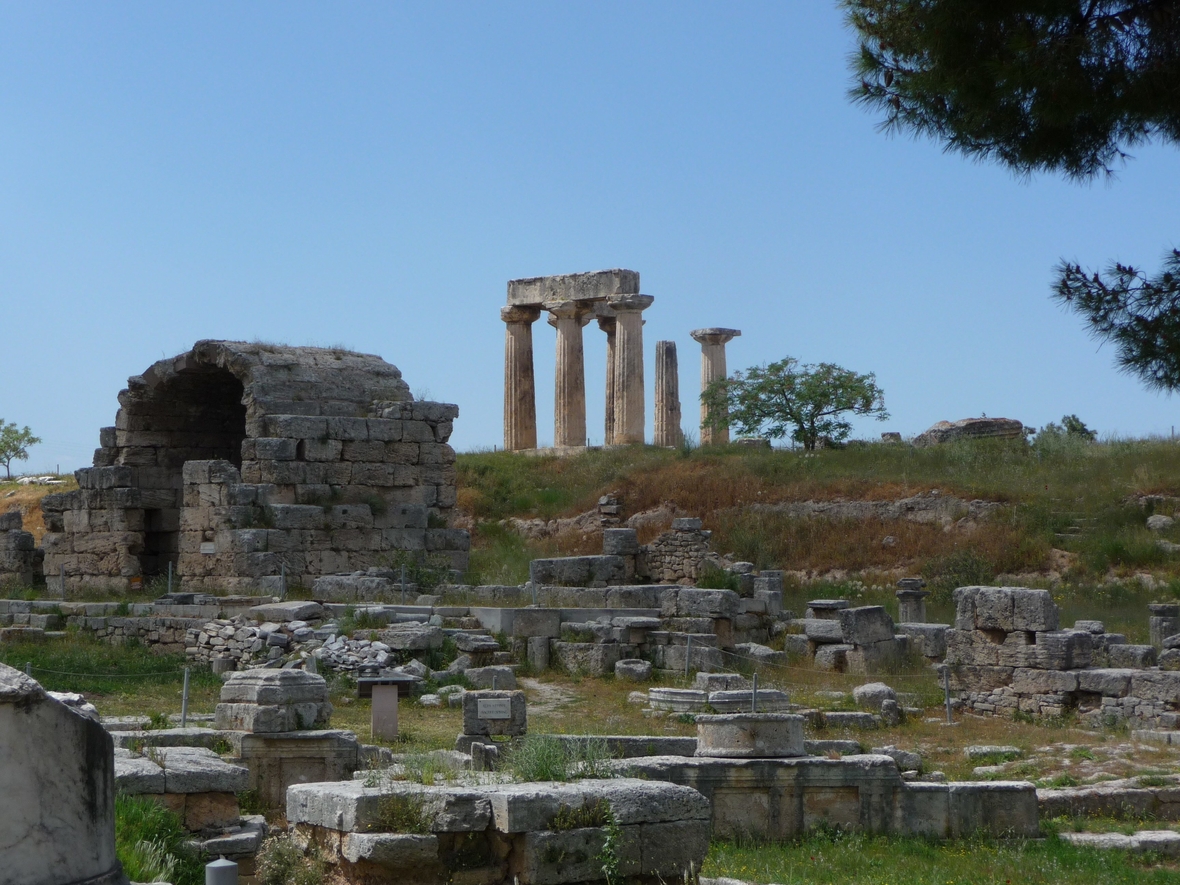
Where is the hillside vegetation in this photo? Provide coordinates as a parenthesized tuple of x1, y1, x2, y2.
(457, 437, 1180, 632)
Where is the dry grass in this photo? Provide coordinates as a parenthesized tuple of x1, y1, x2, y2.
(0, 475, 76, 544)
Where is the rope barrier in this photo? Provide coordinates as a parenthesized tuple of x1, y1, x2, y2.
(18, 665, 188, 679)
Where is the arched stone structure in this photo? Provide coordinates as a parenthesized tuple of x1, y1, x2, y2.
(40, 341, 467, 595)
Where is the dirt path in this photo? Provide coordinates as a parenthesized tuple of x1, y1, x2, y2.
(519, 677, 578, 718)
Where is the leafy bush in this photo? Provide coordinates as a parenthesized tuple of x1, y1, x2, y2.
(115, 794, 203, 885)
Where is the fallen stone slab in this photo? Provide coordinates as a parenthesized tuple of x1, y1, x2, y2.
(249, 601, 324, 622)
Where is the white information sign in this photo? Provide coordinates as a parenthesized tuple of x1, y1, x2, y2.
(199, 542, 216, 555)
(477, 698, 512, 720)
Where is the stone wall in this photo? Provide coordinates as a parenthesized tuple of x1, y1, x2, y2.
(0, 510, 42, 586)
(39, 341, 467, 595)
(948, 586, 1180, 729)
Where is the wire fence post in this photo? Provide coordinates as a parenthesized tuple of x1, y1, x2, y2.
(400, 565, 407, 605)
(684, 635, 692, 680)
(167, 561, 173, 595)
(751, 672, 758, 712)
(280, 563, 287, 601)
(60, 564, 66, 600)
(942, 665, 953, 724)
(181, 667, 190, 728)
(25, 661, 31, 676)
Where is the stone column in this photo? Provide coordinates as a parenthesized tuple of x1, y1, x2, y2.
(501, 306, 540, 451)
(654, 340, 682, 447)
(598, 314, 617, 445)
(691, 328, 741, 446)
(546, 300, 592, 448)
(608, 294, 654, 445)
(896, 578, 930, 624)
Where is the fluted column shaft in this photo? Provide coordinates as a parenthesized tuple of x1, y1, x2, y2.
(691, 328, 741, 446)
(598, 316, 617, 445)
(502, 306, 540, 451)
(546, 300, 592, 448)
(654, 340, 682, 447)
(609, 294, 654, 445)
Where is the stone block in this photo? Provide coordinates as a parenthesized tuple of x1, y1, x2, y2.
(602, 528, 639, 556)
(802, 619, 844, 643)
(249, 600, 325, 623)
(219, 669, 330, 705)
(1011, 668, 1078, 694)
(974, 588, 1014, 631)
(814, 644, 852, 671)
(852, 682, 897, 712)
(896, 623, 948, 658)
(1076, 668, 1135, 696)
(953, 586, 979, 630)
(341, 832, 440, 868)
(615, 659, 653, 682)
(156, 747, 250, 793)
(177, 791, 241, 831)
(676, 589, 740, 619)
(552, 642, 621, 677)
(1107, 644, 1158, 669)
(382, 625, 445, 651)
(1130, 670, 1180, 702)
(465, 666, 517, 690)
(947, 782, 1039, 837)
(648, 688, 708, 713)
(839, 606, 895, 646)
(527, 636, 551, 670)
(462, 690, 527, 737)
(214, 701, 331, 733)
(0, 664, 122, 885)
(511, 609, 562, 639)
(1035, 630, 1093, 670)
(1012, 588, 1058, 632)
(517, 827, 610, 884)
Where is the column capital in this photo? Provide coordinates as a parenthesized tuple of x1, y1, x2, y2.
(607, 293, 655, 313)
(543, 299, 594, 321)
(501, 305, 541, 324)
(691, 327, 741, 346)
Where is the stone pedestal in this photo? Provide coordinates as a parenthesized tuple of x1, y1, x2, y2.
(694, 712, 805, 758)
(690, 328, 741, 445)
(609, 294, 654, 445)
(502, 306, 540, 451)
(654, 340, 682, 447)
(546, 301, 592, 448)
(897, 586, 930, 624)
(236, 730, 360, 808)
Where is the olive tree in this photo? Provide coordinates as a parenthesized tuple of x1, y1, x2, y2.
(702, 358, 889, 450)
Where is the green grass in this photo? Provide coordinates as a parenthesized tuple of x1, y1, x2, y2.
(0, 634, 220, 696)
(114, 794, 204, 885)
(704, 832, 1180, 885)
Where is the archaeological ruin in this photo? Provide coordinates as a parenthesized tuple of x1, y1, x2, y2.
(37, 340, 468, 596)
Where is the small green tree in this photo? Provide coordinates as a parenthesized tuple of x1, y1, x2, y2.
(0, 421, 41, 480)
(702, 358, 888, 451)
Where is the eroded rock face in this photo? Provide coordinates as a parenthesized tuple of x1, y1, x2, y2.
(0, 663, 125, 885)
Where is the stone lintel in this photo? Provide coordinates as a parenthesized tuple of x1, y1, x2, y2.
(507, 269, 640, 307)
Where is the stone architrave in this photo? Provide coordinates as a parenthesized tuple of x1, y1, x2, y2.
(609, 294, 654, 445)
(654, 340, 682, 447)
(545, 301, 593, 448)
(597, 305, 618, 445)
(502, 306, 540, 451)
(691, 328, 741, 446)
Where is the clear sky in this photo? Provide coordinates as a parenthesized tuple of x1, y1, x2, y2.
(2, 3, 1178, 474)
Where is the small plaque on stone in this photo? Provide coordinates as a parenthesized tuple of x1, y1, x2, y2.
(477, 698, 512, 720)
(200, 542, 216, 554)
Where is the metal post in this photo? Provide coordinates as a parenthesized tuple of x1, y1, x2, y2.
(205, 856, 238, 885)
(25, 661, 31, 676)
(684, 635, 692, 679)
(492, 675, 498, 690)
(60, 564, 66, 599)
(280, 563, 286, 601)
(751, 672, 758, 713)
(400, 564, 407, 605)
(167, 561, 173, 595)
(942, 665, 953, 724)
(181, 667, 191, 729)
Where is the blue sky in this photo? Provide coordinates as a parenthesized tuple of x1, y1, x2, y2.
(2, 3, 1178, 473)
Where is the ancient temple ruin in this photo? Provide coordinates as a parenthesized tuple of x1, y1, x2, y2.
(40, 340, 468, 595)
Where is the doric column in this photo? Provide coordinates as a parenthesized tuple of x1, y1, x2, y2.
(608, 294, 654, 445)
(690, 328, 741, 446)
(598, 314, 617, 445)
(502, 306, 540, 451)
(653, 340, 682, 447)
(545, 300, 592, 448)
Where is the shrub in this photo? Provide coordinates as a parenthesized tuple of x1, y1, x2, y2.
(696, 564, 740, 591)
(923, 548, 995, 600)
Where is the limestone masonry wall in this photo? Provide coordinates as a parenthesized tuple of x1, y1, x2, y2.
(38, 341, 467, 595)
